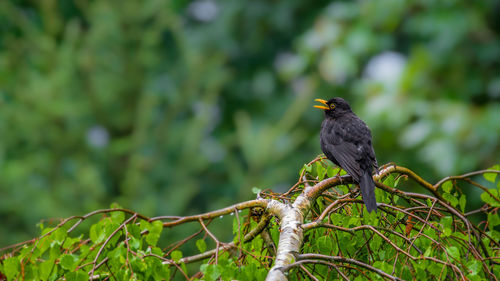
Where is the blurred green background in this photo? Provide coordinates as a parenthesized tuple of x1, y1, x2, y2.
(1, 0, 499, 246)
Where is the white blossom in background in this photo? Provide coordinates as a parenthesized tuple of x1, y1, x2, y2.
(200, 137, 226, 163)
(364, 51, 406, 87)
(319, 48, 357, 84)
(192, 102, 221, 135)
(86, 125, 109, 148)
(362, 52, 408, 124)
(274, 52, 305, 80)
(188, 0, 218, 22)
(487, 78, 500, 98)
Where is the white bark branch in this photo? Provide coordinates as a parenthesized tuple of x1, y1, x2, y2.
(265, 179, 321, 281)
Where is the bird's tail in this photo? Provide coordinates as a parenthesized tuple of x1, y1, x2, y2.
(360, 172, 377, 213)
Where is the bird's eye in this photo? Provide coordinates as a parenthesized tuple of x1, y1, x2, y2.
(329, 104, 335, 109)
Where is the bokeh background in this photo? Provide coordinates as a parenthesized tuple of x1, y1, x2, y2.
(1, 0, 499, 246)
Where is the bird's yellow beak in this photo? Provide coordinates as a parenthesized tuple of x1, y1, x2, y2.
(314, 99, 330, 110)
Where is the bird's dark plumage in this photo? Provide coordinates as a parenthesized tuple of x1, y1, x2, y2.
(315, 97, 378, 212)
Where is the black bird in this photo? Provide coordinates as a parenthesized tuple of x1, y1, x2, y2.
(314, 97, 378, 212)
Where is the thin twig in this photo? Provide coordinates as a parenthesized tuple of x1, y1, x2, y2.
(284, 254, 404, 281)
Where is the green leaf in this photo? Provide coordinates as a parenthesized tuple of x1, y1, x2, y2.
(443, 193, 458, 207)
(423, 247, 432, 257)
(151, 246, 163, 256)
(130, 256, 147, 273)
(129, 237, 141, 250)
(330, 213, 343, 225)
(446, 246, 460, 260)
(251, 236, 264, 251)
(413, 260, 428, 279)
(3, 257, 20, 280)
(484, 172, 497, 183)
(427, 262, 443, 276)
(51, 228, 67, 244)
(372, 235, 382, 250)
(373, 261, 391, 274)
(39, 259, 54, 280)
(466, 260, 481, 276)
(459, 194, 467, 212)
(467, 274, 484, 281)
(316, 198, 324, 211)
(365, 208, 379, 225)
(299, 165, 306, 176)
(232, 215, 239, 235)
(426, 198, 433, 207)
(316, 236, 332, 254)
(60, 254, 78, 271)
(440, 216, 453, 237)
(484, 165, 500, 183)
(424, 228, 437, 241)
(110, 211, 125, 224)
(348, 217, 360, 227)
(41, 227, 54, 236)
(487, 213, 500, 231)
(305, 164, 312, 173)
(201, 264, 222, 281)
(66, 270, 89, 281)
(63, 236, 82, 249)
(315, 161, 325, 180)
(50, 244, 61, 260)
(396, 211, 405, 221)
(378, 250, 386, 260)
(171, 250, 183, 262)
(145, 221, 163, 246)
(128, 223, 142, 239)
(480, 189, 500, 207)
(196, 239, 207, 253)
(393, 175, 403, 187)
(442, 181, 453, 193)
(251, 187, 261, 194)
(89, 224, 105, 244)
(383, 174, 395, 187)
(219, 258, 237, 280)
(108, 244, 126, 260)
(153, 260, 170, 279)
(140, 220, 151, 232)
(23, 264, 36, 280)
(327, 166, 340, 178)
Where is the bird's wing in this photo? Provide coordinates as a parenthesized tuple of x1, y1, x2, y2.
(322, 115, 374, 181)
(368, 142, 378, 170)
(324, 139, 363, 181)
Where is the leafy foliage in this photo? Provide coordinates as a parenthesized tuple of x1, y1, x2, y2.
(1, 0, 499, 247)
(1, 160, 498, 280)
